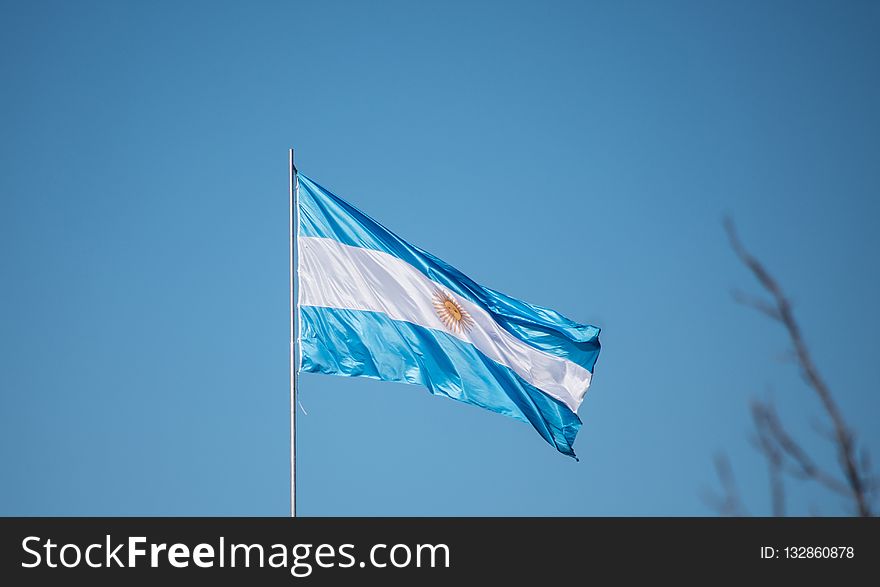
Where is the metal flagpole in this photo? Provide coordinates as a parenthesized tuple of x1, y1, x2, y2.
(289, 147, 298, 518)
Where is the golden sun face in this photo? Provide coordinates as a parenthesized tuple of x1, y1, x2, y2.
(432, 290, 475, 334)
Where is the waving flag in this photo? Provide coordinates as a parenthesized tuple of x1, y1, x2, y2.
(295, 174, 601, 457)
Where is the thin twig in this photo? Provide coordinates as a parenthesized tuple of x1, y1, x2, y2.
(732, 289, 783, 322)
(706, 453, 747, 516)
(751, 401, 786, 516)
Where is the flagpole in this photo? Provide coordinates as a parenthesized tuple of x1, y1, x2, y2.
(289, 147, 298, 518)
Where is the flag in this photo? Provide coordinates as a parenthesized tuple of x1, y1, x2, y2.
(295, 174, 601, 457)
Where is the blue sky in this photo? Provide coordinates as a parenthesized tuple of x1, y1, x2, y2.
(1, 0, 878, 515)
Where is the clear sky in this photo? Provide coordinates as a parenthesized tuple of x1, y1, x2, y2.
(2, 0, 878, 516)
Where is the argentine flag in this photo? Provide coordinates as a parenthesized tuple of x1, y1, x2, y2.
(295, 174, 601, 457)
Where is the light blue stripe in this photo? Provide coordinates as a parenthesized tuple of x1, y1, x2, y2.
(298, 174, 601, 373)
(300, 305, 583, 458)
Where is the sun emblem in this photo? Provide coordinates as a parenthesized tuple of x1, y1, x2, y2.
(432, 290, 475, 334)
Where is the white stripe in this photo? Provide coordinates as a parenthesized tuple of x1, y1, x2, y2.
(297, 236, 591, 412)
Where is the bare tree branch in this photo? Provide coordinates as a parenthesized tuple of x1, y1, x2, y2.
(724, 217, 873, 516)
(705, 453, 748, 516)
(752, 400, 852, 497)
(750, 401, 785, 516)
